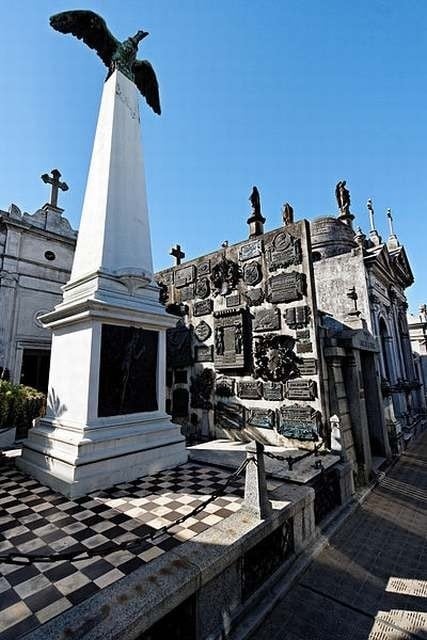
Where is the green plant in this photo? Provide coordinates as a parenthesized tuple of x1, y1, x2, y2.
(0, 380, 46, 439)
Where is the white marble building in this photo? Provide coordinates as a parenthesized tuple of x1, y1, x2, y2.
(0, 187, 76, 392)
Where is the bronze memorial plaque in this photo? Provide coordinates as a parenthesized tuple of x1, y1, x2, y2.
(195, 277, 210, 299)
(239, 239, 262, 262)
(298, 358, 318, 376)
(197, 260, 211, 276)
(267, 272, 306, 304)
(278, 404, 320, 440)
(238, 380, 263, 399)
(253, 307, 281, 332)
(267, 232, 302, 271)
(175, 265, 196, 288)
(214, 309, 247, 370)
(193, 299, 213, 316)
(243, 261, 263, 286)
(215, 376, 235, 397)
(263, 382, 283, 401)
(285, 379, 317, 401)
(195, 345, 214, 362)
(285, 306, 311, 330)
(98, 325, 158, 417)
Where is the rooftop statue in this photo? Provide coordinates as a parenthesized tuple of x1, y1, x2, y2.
(335, 180, 351, 216)
(50, 10, 161, 114)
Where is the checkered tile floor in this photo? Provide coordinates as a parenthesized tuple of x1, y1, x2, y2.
(0, 458, 246, 640)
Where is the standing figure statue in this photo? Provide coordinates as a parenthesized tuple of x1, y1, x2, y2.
(249, 186, 261, 218)
(335, 180, 351, 216)
(49, 10, 161, 114)
(282, 202, 294, 226)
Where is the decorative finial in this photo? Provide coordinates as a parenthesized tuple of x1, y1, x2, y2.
(282, 202, 294, 226)
(367, 198, 375, 231)
(41, 169, 69, 210)
(169, 244, 185, 266)
(386, 208, 395, 236)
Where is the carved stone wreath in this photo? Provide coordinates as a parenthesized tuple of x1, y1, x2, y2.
(210, 256, 241, 296)
(254, 334, 301, 382)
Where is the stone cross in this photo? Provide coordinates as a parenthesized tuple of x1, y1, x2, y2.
(170, 244, 185, 266)
(41, 169, 69, 209)
(386, 208, 395, 236)
(367, 198, 375, 231)
(346, 286, 358, 312)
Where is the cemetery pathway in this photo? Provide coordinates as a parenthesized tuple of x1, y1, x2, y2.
(253, 430, 427, 640)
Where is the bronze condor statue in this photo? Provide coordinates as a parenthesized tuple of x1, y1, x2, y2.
(50, 10, 161, 114)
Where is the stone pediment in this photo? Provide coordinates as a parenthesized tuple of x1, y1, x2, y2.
(364, 243, 413, 290)
(389, 245, 414, 288)
(22, 207, 77, 239)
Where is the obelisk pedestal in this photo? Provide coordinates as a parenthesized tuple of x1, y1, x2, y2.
(18, 71, 187, 497)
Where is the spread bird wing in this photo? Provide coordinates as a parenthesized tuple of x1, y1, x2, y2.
(49, 10, 118, 68)
(133, 60, 161, 115)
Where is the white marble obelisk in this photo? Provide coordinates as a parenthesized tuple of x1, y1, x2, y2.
(18, 71, 187, 497)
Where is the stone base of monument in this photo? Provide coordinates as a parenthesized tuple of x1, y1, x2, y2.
(17, 299, 187, 498)
(17, 415, 186, 498)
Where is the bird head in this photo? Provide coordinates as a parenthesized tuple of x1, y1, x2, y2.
(132, 30, 149, 44)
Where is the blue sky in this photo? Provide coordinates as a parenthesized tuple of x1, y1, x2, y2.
(1, 1, 426, 311)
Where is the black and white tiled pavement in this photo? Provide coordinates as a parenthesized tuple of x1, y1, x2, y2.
(0, 458, 246, 640)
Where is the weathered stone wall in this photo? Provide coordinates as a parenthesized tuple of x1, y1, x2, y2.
(313, 248, 371, 330)
(157, 220, 324, 448)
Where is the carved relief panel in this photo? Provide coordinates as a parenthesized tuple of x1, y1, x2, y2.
(213, 309, 247, 370)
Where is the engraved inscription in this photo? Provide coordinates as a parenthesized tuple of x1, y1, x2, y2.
(238, 380, 263, 399)
(278, 404, 320, 440)
(175, 265, 196, 288)
(263, 382, 283, 401)
(267, 272, 306, 304)
(285, 379, 317, 400)
(226, 293, 241, 307)
(297, 341, 313, 353)
(195, 345, 214, 362)
(253, 307, 281, 332)
(239, 239, 262, 261)
(298, 358, 318, 376)
(267, 232, 302, 271)
(193, 299, 213, 316)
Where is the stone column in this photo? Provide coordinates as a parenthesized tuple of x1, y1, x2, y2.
(243, 440, 271, 519)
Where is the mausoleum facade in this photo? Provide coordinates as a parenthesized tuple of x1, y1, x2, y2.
(0, 195, 77, 392)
